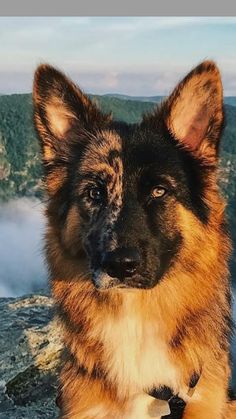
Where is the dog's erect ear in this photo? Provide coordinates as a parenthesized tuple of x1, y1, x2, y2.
(33, 64, 109, 163)
(164, 61, 224, 160)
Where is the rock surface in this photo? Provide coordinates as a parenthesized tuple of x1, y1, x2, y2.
(0, 292, 235, 419)
(0, 293, 62, 418)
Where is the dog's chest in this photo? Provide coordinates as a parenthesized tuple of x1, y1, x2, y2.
(100, 307, 180, 396)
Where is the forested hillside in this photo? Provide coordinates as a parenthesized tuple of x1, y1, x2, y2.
(0, 93, 236, 279)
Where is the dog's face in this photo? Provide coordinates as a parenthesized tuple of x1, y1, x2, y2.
(33, 61, 224, 290)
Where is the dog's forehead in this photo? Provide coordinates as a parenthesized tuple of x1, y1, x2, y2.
(80, 129, 122, 175)
(122, 130, 182, 178)
(80, 127, 183, 184)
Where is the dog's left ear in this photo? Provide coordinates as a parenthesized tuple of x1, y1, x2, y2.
(164, 61, 224, 160)
(33, 64, 110, 164)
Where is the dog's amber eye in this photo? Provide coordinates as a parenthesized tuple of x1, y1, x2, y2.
(88, 187, 104, 203)
(151, 186, 167, 199)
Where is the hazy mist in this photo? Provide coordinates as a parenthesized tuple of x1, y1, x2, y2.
(0, 198, 47, 297)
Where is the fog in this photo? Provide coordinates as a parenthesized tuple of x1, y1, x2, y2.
(0, 198, 47, 297)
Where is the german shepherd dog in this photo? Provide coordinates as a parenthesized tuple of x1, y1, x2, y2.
(33, 61, 236, 418)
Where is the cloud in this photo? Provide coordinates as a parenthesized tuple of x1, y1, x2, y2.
(95, 17, 236, 34)
(1, 17, 236, 95)
(1, 17, 236, 72)
(2, 64, 236, 97)
(0, 198, 47, 297)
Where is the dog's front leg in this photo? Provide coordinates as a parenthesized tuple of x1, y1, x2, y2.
(182, 373, 228, 419)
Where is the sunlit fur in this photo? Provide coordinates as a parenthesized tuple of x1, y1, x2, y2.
(33, 61, 236, 418)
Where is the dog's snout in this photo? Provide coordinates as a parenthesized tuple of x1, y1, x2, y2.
(102, 247, 141, 279)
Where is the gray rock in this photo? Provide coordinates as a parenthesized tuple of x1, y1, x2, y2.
(0, 293, 62, 418)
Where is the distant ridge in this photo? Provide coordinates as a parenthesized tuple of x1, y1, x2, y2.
(103, 93, 164, 103)
(103, 93, 236, 107)
(1, 92, 236, 107)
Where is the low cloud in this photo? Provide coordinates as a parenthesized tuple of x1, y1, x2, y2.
(0, 198, 47, 297)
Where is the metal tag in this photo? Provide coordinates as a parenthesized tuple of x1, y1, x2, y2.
(148, 398, 171, 417)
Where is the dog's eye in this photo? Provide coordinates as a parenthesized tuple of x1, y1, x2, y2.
(88, 187, 104, 203)
(151, 186, 167, 199)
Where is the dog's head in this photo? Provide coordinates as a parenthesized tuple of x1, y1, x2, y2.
(33, 61, 224, 290)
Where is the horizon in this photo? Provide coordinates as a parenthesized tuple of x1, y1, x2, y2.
(1, 91, 236, 98)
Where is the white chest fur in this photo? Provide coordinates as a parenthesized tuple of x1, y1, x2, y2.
(99, 299, 181, 398)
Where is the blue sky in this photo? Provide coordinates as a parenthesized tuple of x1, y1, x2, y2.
(1, 17, 236, 95)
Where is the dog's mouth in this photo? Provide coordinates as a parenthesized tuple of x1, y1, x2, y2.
(92, 270, 157, 291)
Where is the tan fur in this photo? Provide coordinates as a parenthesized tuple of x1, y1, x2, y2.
(78, 129, 123, 205)
(166, 61, 223, 157)
(46, 166, 68, 195)
(45, 99, 76, 138)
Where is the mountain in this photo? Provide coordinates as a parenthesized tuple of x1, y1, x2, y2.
(103, 93, 164, 103)
(90, 94, 158, 122)
(0, 93, 236, 279)
(103, 94, 236, 107)
(224, 97, 236, 107)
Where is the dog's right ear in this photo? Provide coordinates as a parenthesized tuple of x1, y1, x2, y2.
(33, 64, 109, 164)
(163, 61, 224, 162)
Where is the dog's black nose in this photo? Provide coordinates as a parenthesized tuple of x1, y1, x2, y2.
(102, 247, 141, 279)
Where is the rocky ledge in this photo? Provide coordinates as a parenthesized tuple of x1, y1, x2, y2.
(0, 293, 235, 419)
(0, 293, 62, 419)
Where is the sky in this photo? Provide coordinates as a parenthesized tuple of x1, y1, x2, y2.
(1, 16, 236, 96)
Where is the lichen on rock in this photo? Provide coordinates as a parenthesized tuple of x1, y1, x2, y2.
(0, 293, 63, 418)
